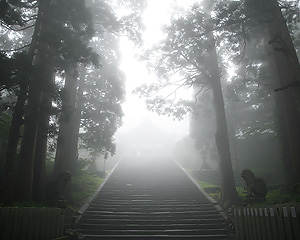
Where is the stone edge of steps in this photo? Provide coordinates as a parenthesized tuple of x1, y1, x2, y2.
(76, 156, 229, 222)
(76, 160, 121, 223)
(171, 157, 228, 221)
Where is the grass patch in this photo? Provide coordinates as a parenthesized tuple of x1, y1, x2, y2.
(190, 171, 300, 207)
(263, 188, 300, 205)
(196, 180, 218, 189)
(1, 202, 52, 208)
(196, 180, 221, 200)
(69, 170, 104, 209)
(236, 187, 247, 199)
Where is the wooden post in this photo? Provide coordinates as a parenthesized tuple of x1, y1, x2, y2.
(57, 209, 63, 238)
(40, 208, 47, 240)
(27, 208, 34, 240)
(290, 206, 300, 238)
(12, 208, 21, 240)
(0, 209, 4, 237)
(3, 208, 12, 239)
(264, 208, 274, 240)
(52, 209, 58, 238)
(60, 215, 66, 236)
(254, 208, 262, 240)
(258, 208, 267, 240)
(247, 208, 254, 239)
(35, 208, 43, 240)
(239, 208, 246, 240)
(250, 208, 257, 239)
(6, 208, 14, 240)
(275, 206, 286, 239)
(282, 206, 294, 239)
(50, 208, 56, 239)
(20, 208, 30, 240)
(17, 208, 26, 240)
(46, 208, 53, 239)
(270, 207, 280, 240)
(243, 208, 250, 240)
(233, 208, 239, 239)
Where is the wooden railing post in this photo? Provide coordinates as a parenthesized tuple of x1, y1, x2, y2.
(275, 205, 286, 239)
(254, 208, 262, 240)
(290, 206, 300, 238)
(282, 206, 294, 239)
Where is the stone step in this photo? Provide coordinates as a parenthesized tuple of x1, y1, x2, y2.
(78, 218, 227, 226)
(81, 234, 229, 240)
(76, 157, 229, 240)
(77, 228, 229, 236)
(87, 205, 216, 211)
(83, 209, 222, 215)
(77, 223, 227, 230)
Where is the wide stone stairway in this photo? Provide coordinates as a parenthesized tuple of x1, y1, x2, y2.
(76, 156, 230, 239)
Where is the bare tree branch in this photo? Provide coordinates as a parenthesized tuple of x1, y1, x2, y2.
(1, 43, 31, 53)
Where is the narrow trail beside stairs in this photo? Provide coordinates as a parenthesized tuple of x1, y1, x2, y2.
(76, 156, 230, 239)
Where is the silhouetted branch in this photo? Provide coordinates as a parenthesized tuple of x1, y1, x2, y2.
(1, 44, 31, 52)
(274, 81, 299, 92)
(0, 118, 11, 124)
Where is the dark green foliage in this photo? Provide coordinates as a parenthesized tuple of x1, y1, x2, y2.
(45, 171, 71, 200)
(0, 0, 145, 204)
(0, 51, 31, 91)
(39, 0, 99, 69)
(78, 27, 126, 156)
(80, 67, 125, 155)
(44, 157, 103, 209)
(193, 172, 300, 206)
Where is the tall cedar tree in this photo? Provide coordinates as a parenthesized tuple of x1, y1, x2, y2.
(13, 0, 97, 202)
(137, 1, 241, 206)
(265, 0, 300, 185)
(216, 0, 300, 186)
(53, 67, 79, 177)
(1, 1, 38, 203)
(54, 0, 143, 177)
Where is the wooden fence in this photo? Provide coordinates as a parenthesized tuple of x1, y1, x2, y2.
(0, 207, 74, 240)
(232, 204, 300, 240)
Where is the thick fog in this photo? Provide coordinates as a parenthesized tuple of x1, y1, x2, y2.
(2, 0, 299, 213)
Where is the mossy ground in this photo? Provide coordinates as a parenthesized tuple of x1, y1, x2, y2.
(0, 170, 105, 210)
(190, 170, 300, 207)
(69, 170, 105, 210)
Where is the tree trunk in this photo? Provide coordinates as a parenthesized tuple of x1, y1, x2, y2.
(3, 84, 27, 204)
(53, 67, 78, 177)
(201, 0, 241, 206)
(71, 66, 86, 168)
(12, 3, 49, 202)
(32, 66, 55, 202)
(3, 0, 43, 203)
(207, 31, 241, 207)
(13, 51, 52, 201)
(266, 0, 300, 185)
(14, 77, 43, 201)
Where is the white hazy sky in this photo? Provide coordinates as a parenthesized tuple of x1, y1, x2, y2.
(116, 0, 197, 140)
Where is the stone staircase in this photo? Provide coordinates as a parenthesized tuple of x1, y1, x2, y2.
(76, 157, 230, 239)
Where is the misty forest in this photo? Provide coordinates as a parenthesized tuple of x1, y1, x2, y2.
(1, 0, 300, 239)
